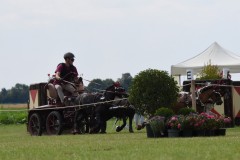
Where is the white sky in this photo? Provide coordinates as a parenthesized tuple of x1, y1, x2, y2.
(1, 0, 240, 89)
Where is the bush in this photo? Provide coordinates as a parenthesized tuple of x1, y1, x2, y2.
(0, 111, 27, 125)
(155, 107, 174, 120)
(129, 69, 179, 116)
(178, 108, 196, 116)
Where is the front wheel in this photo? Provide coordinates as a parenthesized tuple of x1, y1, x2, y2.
(28, 113, 43, 136)
(46, 111, 63, 135)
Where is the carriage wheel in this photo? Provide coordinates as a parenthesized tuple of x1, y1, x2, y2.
(46, 111, 63, 135)
(28, 113, 43, 136)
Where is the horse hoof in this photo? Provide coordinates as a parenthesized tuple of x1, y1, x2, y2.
(116, 126, 122, 132)
(129, 130, 134, 133)
(136, 125, 142, 130)
(71, 129, 79, 135)
(100, 131, 106, 134)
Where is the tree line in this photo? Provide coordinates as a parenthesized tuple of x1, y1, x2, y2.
(0, 73, 133, 104)
(0, 83, 29, 104)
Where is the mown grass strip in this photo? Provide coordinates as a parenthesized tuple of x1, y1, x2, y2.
(0, 124, 240, 160)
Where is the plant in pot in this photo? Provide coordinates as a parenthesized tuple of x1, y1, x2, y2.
(180, 113, 197, 137)
(166, 115, 183, 137)
(146, 116, 165, 138)
(193, 113, 207, 136)
(215, 115, 226, 136)
(196, 112, 217, 136)
(154, 107, 174, 136)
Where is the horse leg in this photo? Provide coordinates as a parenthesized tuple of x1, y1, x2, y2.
(100, 120, 107, 133)
(128, 115, 134, 133)
(73, 109, 87, 134)
(116, 116, 126, 132)
(90, 113, 101, 134)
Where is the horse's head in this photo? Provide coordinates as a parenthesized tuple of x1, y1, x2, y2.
(211, 92, 223, 105)
(115, 87, 128, 98)
(198, 85, 223, 105)
(104, 84, 126, 101)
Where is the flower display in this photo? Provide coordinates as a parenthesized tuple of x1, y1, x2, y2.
(167, 115, 183, 130)
(180, 114, 197, 130)
(194, 112, 218, 130)
(147, 111, 231, 138)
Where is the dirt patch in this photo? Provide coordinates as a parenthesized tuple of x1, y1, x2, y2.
(0, 104, 28, 109)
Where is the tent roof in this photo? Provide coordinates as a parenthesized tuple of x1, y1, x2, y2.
(171, 42, 240, 75)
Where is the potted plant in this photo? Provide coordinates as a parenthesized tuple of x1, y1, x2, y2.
(180, 114, 197, 137)
(166, 115, 183, 137)
(194, 112, 217, 136)
(146, 116, 165, 138)
(194, 113, 208, 136)
(215, 115, 225, 136)
(204, 113, 217, 136)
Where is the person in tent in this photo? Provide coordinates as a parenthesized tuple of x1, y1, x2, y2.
(54, 52, 79, 106)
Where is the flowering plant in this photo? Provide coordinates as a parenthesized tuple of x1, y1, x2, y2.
(148, 116, 165, 135)
(180, 114, 197, 130)
(167, 115, 183, 130)
(194, 112, 220, 130)
(215, 115, 225, 129)
(223, 116, 232, 127)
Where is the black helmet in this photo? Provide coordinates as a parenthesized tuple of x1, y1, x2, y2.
(64, 52, 75, 59)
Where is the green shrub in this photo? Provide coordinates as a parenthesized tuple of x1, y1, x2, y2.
(178, 107, 196, 116)
(155, 107, 174, 120)
(0, 111, 27, 125)
(129, 69, 179, 116)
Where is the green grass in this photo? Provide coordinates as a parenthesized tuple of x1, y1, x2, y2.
(0, 123, 240, 160)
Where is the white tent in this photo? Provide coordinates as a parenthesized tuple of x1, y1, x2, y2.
(171, 42, 240, 76)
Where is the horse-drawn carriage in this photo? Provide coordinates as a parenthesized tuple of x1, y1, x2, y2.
(27, 76, 135, 136)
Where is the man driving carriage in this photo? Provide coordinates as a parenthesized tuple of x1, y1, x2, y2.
(54, 52, 80, 106)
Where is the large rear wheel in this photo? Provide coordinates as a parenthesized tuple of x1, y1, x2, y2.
(28, 113, 43, 136)
(46, 111, 63, 135)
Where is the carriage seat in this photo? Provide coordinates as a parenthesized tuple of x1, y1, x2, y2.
(46, 83, 79, 105)
(47, 83, 58, 99)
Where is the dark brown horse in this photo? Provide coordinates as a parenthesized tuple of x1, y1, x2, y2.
(72, 84, 123, 134)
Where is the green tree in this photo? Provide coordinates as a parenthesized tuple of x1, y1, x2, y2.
(0, 88, 7, 103)
(102, 79, 115, 89)
(197, 62, 221, 80)
(86, 78, 114, 92)
(0, 84, 29, 103)
(117, 73, 133, 92)
(128, 69, 179, 116)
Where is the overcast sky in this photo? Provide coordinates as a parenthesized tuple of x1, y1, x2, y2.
(1, 0, 240, 89)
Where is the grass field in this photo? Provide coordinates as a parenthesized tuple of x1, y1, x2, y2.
(0, 123, 240, 160)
